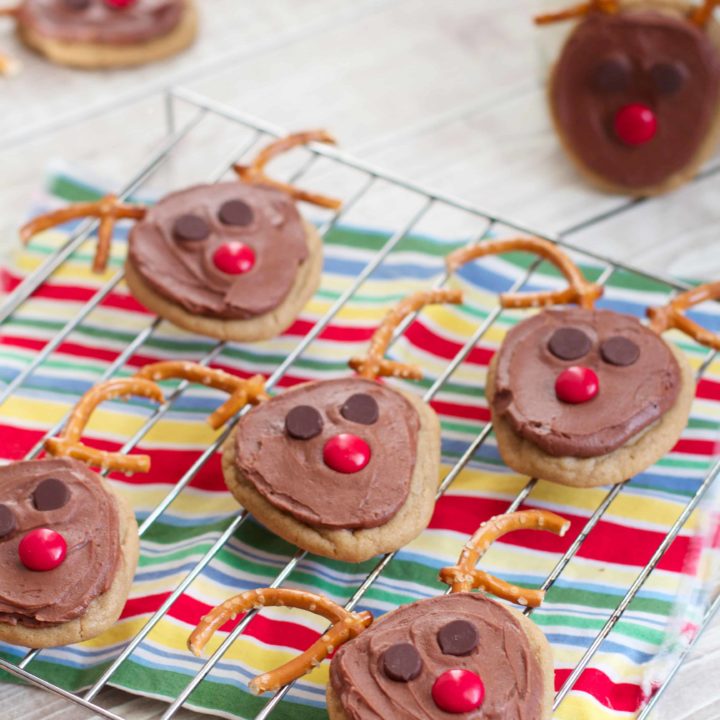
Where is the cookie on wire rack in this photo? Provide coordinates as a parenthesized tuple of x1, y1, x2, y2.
(446, 237, 720, 488)
(536, 0, 720, 196)
(0, 0, 197, 71)
(0, 377, 160, 649)
(0, 364, 267, 649)
(222, 289, 462, 563)
(188, 509, 570, 720)
(20, 131, 341, 343)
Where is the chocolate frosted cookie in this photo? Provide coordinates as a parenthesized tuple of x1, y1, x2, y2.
(446, 237, 709, 488)
(0, 458, 139, 648)
(222, 289, 462, 562)
(0, 376, 176, 647)
(327, 594, 551, 720)
(536, 0, 720, 196)
(1, 367, 259, 648)
(188, 510, 570, 720)
(9, 0, 197, 69)
(21, 132, 341, 343)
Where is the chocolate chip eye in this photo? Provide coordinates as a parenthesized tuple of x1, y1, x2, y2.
(548, 327, 592, 360)
(0, 504, 15, 539)
(340, 393, 379, 425)
(650, 62, 686, 95)
(381, 643, 422, 682)
(173, 214, 210, 242)
(600, 336, 640, 366)
(437, 620, 479, 657)
(64, 0, 90, 9)
(285, 405, 323, 440)
(33, 478, 70, 511)
(218, 200, 254, 227)
(591, 56, 631, 93)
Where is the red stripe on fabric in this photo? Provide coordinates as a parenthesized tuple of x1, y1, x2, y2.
(2, 270, 150, 313)
(430, 496, 689, 572)
(285, 319, 375, 342)
(0, 335, 159, 367)
(696, 378, 720, 402)
(0, 424, 226, 491)
(554, 668, 643, 712)
(120, 592, 171, 619)
(429, 399, 491, 422)
(404, 322, 494, 366)
(673, 438, 719, 456)
(160, 594, 328, 654)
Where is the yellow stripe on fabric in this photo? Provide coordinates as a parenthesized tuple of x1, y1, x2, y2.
(0, 397, 222, 448)
(79, 617, 148, 648)
(147, 617, 331, 688)
(553, 649, 649, 682)
(116, 486, 234, 516)
(555, 693, 635, 720)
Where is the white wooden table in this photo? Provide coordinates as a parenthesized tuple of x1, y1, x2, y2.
(1, 1, 719, 718)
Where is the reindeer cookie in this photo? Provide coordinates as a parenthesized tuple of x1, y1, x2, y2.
(447, 238, 720, 488)
(0, 0, 197, 71)
(188, 510, 570, 720)
(0, 377, 158, 648)
(222, 289, 461, 562)
(20, 132, 340, 342)
(536, 0, 720, 196)
(0, 365, 267, 648)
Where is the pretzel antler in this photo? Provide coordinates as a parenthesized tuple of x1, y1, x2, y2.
(690, 0, 720, 26)
(44, 378, 164, 473)
(20, 195, 147, 273)
(447, 237, 603, 310)
(439, 510, 571, 607)
(0, 4, 21, 80)
(0, 52, 20, 77)
(134, 361, 268, 429)
(348, 288, 463, 381)
(188, 588, 373, 695)
(233, 131, 342, 210)
(535, 0, 620, 24)
(647, 281, 720, 351)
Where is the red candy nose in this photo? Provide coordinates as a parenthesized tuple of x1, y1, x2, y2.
(323, 434, 371, 474)
(104, 0, 137, 7)
(555, 366, 599, 404)
(614, 104, 657, 146)
(432, 669, 485, 714)
(213, 241, 256, 275)
(18, 528, 67, 572)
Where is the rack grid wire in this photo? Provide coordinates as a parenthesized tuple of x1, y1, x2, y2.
(0, 86, 718, 720)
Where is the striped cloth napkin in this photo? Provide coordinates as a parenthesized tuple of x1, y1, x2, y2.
(1, 165, 719, 720)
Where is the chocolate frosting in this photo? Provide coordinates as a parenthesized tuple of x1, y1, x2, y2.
(128, 183, 309, 320)
(234, 378, 420, 529)
(0, 458, 121, 627)
(330, 593, 544, 720)
(551, 9, 720, 188)
(19, 0, 184, 45)
(492, 308, 681, 458)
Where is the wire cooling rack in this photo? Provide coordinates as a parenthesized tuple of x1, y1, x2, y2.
(0, 86, 719, 720)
